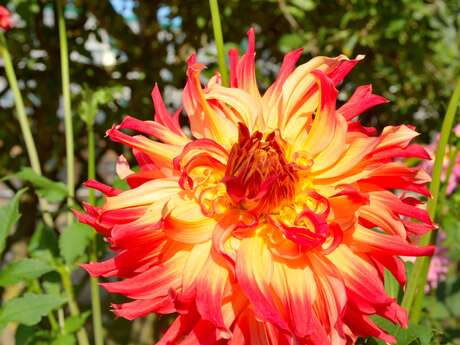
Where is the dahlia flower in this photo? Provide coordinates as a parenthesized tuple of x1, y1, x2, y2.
(0, 6, 13, 31)
(77, 29, 435, 344)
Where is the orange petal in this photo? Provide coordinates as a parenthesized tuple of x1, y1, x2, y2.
(103, 178, 180, 211)
(162, 198, 217, 244)
(182, 56, 236, 147)
(235, 235, 289, 332)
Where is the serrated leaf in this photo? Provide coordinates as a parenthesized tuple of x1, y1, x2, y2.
(59, 223, 93, 264)
(0, 188, 27, 255)
(51, 334, 76, 345)
(0, 258, 54, 287)
(0, 293, 66, 328)
(11, 168, 67, 202)
(64, 311, 90, 334)
(372, 317, 433, 345)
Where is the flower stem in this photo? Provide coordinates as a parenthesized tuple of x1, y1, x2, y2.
(57, 0, 75, 224)
(87, 124, 104, 345)
(0, 32, 54, 226)
(0, 33, 41, 174)
(87, 126, 95, 205)
(60, 266, 90, 345)
(209, 0, 228, 86)
(401, 78, 460, 321)
(56, 2, 90, 345)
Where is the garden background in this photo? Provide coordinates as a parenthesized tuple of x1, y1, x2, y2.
(1, 0, 460, 344)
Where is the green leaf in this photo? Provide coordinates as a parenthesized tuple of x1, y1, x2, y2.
(0, 293, 66, 328)
(78, 85, 122, 126)
(15, 325, 39, 345)
(0, 258, 54, 287)
(64, 311, 90, 334)
(383, 268, 400, 300)
(290, 0, 316, 11)
(42, 274, 63, 298)
(446, 290, 460, 317)
(28, 222, 59, 262)
(11, 168, 67, 202)
(59, 223, 93, 264)
(278, 33, 304, 53)
(441, 215, 460, 260)
(424, 295, 450, 320)
(51, 334, 76, 345)
(0, 188, 27, 255)
(372, 317, 434, 345)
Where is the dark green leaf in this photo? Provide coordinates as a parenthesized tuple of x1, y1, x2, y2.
(0, 258, 54, 286)
(0, 188, 27, 255)
(59, 223, 93, 264)
(28, 222, 59, 262)
(15, 325, 39, 345)
(0, 293, 66, 328)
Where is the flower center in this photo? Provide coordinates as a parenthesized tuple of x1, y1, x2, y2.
(223, 124, 298, 214)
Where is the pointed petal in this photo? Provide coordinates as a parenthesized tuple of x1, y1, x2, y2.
(182, 56, 236, 147)
(236, 235, 289, 332)
(338, 85, 388, 121)
(351, 225, 435, 256)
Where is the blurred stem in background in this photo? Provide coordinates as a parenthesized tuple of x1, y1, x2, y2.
(0, 32, 41, 175)
(86, 115, 104, 345)
(402, 79, 460, 322)
(0, 32, 54, 227)
(209, 0, 228, 86)
(56, 1, 90, 345)
(77, 84, 122, 345)
(57, 0, 75, 225)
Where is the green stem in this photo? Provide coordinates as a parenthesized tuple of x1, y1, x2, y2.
(60, 266, 90, 345)
(209, 0, 228, 86)
(87, 125, 104, 345)
(402, 79, 460, 321)
(0, 33, 54, 226)
(0, 33, 41, 174)
(87, 126, 95, 205)
(57, 0, 75, 224)
(56, 2, 89, 345)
